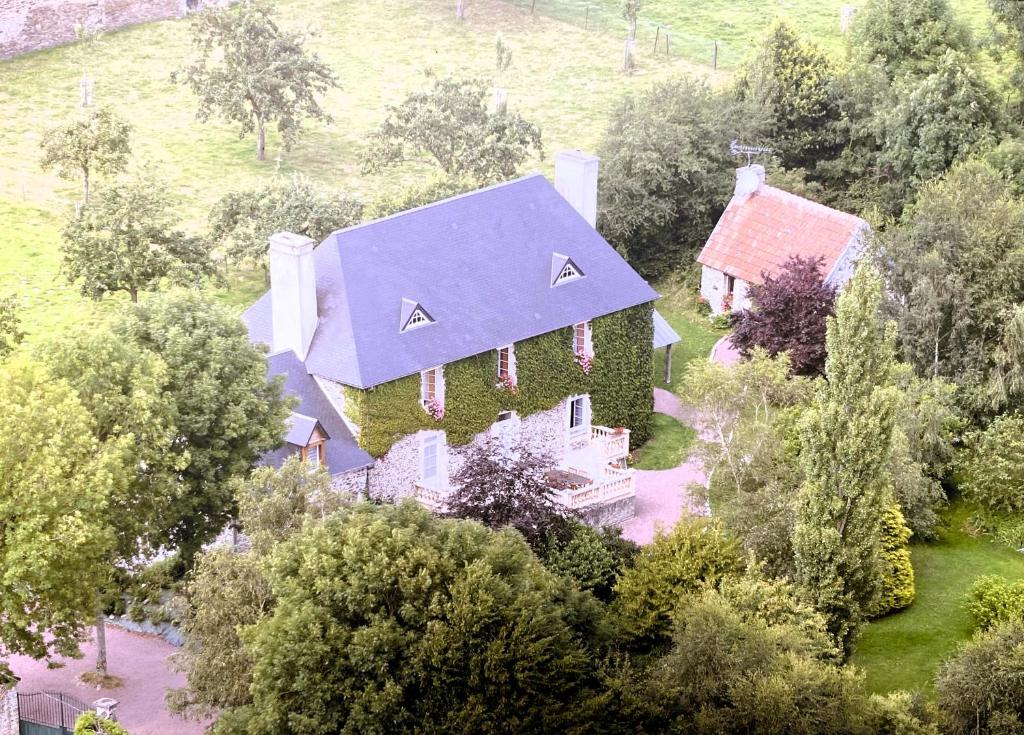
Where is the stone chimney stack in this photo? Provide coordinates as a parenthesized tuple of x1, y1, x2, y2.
(554, 150, 600, 228)
(735, 164, 766, 199)
(269, 232, 318, 360)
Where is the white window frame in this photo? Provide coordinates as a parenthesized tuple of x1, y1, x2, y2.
(420, 431, 447, 488)
(497, 343, 517, 382)
(573, 321, 593, 357)
(567, 395, 590, 437)
(420, 365, 445, 408)
(724, 272, 736, 296)
(556, 261, 581, 283)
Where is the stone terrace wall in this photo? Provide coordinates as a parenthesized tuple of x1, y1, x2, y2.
(0, 688, 16, 735)
(0, 0, 227, 60)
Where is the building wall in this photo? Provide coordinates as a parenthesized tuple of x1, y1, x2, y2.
(0, 0, 228, 60)
(699, 265, 751, 315)
(824, 231, 864, 291)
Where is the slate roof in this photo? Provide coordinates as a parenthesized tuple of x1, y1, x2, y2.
(283, 412, 326, 447)
(244, 173, 660, 389)
(697, 185, 867, 286)
(652, 310, 681, 350)
(261, 351, 373, 475)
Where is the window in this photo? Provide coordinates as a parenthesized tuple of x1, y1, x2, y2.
(573, 321, 593, 356)
(724, 273, 736, 296)
(403, 308, 431, 331)
(421, 432, 445, 486)
(568, 396, 588, 433)
(555, 261, 581, 284)
(300, 440, 324, 468)
(497, 344, 516, 383)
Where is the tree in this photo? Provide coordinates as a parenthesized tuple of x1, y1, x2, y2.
(850, 0, 972, 80)
(730, 256, 838, 376)
(111, 291, 291, 564)
(209, 174, 363, 273)
(734, 21, 842, 173)
(621, 0, 641, 40)
(868, 504, 915, 617)
(367, 175, 476, 219)
(962, 415, 1024, 513)
(41, 326, 177, 678)
(543, 521, 638, 602)
(0, 357, 122, 683)
(74, 711, 130, 735)
(363, 75, 542, 185)
(0, 296, 24, 360)
(792, 265, 901, 653)
(597, 77, 765, 280)
(444, 437, 570, 553)
(611, 518, 742, 650)
(936, 622, 1024, 734)
(876, 50, 1000, 203)
(39, 106, 131, 204)
(875, 160, 1024, 417)
(62, 169, 214, 302)
(175, 0, 338, 161)
(213, 502, 602, 734)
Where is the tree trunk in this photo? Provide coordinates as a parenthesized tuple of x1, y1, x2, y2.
(95, 607, 108, 676)
(129, 287, 138, 304)
(255, 120, 266, 161)
(83, 169, 90, 206)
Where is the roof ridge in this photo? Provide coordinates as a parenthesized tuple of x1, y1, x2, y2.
(322, 172, 547, 244)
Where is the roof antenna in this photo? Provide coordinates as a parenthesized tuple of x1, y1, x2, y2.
(729, 140, 772, 166)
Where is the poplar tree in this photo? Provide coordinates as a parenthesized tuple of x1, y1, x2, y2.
(791, 265, 900, 653)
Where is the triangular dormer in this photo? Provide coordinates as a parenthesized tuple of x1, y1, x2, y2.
(550, 252, 584, 287)
(400, 298, 435, 333)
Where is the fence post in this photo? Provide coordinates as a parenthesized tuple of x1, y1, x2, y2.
(653, 25, 660, 53)
(713, 40, 718, 70)
(584, 4, 589, 30)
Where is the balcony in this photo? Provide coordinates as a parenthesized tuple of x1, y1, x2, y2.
(414, 482, 450, 513)
(591, 425, 630, 463)
(550, 465, 635, 510)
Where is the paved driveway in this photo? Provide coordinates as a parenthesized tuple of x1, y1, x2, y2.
(10, 626, 211, 735)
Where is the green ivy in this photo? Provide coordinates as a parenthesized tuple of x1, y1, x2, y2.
(346, 303, 655, 457)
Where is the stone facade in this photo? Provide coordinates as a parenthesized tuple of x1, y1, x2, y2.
(0, 688, 17, 735)
(700, 264, 752, 315)
(0, 0, 229, 60)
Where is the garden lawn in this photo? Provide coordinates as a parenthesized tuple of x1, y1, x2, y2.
(652, 272, 726, 392)
(507, 0, 994, 70)
(853, 501, 1024, 695)
(632, 412, 696, 470)
(0, 0, 716, 336)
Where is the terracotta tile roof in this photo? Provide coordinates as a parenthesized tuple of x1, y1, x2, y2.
(697, 185, 867, 286)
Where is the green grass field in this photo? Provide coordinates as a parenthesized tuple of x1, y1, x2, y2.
(632, 412, 697, 470)
(853, 502, 1024, 694)
(653, 271, 727, 393)
(0, 0, 716, 337)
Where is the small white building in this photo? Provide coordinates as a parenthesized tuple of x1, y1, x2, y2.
(697, 165, 869, 314)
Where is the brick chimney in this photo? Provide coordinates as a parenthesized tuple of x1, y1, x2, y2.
(554, 150, 600, 228)
(735, 164, 766, 199)
(269, 232, 318, 360)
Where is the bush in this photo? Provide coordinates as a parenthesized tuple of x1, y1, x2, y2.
(869, 504, 916, 617)
(970, 510, 1024, 551)
(543, 522, 638, 601)
(936, 622, 1024, 735)
(611, 518, 742, 649)
(967, 575, 1024, 632)
(962, 415, 1024, 513)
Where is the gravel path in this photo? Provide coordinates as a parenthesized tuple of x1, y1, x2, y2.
(10, 625, 211, 735)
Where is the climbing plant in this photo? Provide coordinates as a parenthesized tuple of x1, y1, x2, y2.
(346, 304, 654, 457)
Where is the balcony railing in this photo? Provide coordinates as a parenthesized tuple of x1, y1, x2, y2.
(414, 482, 450, 512)
(552, 466, 635, 510)
(591, 425, 630, 462)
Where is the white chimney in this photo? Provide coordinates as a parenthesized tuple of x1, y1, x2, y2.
(269, 231, 318, 360)
(554, 149, 600, 228)
(735, 164, 766, 199)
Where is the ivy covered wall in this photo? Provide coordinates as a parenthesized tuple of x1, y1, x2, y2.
(344, 302, 655, 457)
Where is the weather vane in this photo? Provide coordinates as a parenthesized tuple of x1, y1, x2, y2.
(729, 140, 772, 166)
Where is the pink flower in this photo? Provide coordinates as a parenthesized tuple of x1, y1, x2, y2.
(498, 374, 519, 395)
(425, 397, 445, 421)
(575, 350, 593, 375)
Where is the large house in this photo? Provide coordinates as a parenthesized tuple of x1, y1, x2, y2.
(243, 150, 680, 525)
(697, 164, 868, 314)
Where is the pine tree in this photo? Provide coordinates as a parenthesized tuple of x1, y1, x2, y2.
(791, 264, 900, 654)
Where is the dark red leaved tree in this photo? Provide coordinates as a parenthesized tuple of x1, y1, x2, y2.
(731, 255, 837, 376)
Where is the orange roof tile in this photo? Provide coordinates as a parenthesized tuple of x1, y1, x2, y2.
(697, 186, 867, 286)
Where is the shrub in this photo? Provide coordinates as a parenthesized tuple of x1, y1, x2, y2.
(936, 622, 1024, 735)
(966, 575, 1024, 632)
(611, 518, 742, 649)
(962, 415, 1024, 512)
(869, 503, 916, 617)
(544, 522, 638, 601)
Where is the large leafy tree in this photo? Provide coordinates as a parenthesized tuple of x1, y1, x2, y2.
(730, 255, 837, 376)
(363, 75, 542, 185)
(876, 160, 1024, 417)
(734, 21, 842, 173)
(0, 296, 24, 360)
(62, 169, 214, 302)
(792, 265, 901, 653)
(0, 357, 123, 683)
(209, 174, 363, 273)
(213, 502, 601, 734)
(597, 77, 765, 280)
(112, 292, 291, 564)
(175, 0, 338, 161)
(39, 106, 131, 204)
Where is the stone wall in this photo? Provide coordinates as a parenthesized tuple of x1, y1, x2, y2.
(0, 0, 228, 60)
(0, 687, 17, 735)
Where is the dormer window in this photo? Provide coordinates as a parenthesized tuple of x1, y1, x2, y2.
(400, 298, 435, 333)
(551, 253, 584, 287)
(301, 440, 324, 468)
(286, 412, 329, 469)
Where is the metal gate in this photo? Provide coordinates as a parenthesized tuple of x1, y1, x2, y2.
(17, 691, 90, 735)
